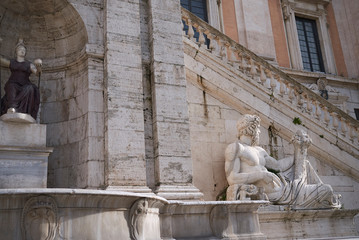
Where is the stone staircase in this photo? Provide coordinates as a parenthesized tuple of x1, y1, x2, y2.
(181, 8, 359, 182)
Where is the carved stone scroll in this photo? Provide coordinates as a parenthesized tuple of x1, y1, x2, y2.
(129, 198, 148, 240)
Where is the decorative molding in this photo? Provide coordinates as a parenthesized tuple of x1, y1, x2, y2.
(281, 0, 336, 74)
(207, 0, 222, 31)
(0, 112, 36, 124)
(21, 195, 58, 240)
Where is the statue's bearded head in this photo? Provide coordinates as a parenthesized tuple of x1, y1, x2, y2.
(236, 114, 261, 146)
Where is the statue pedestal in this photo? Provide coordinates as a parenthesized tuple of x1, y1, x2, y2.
(0, 114, 52, 188)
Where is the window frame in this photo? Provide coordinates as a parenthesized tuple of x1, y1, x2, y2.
(281, 0, 336, 74)
(181, 0, 224, 31)
(181, 0, 209, 22)
(295, 16, 325, 72)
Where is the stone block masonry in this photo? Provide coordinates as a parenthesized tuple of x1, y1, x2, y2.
(148, 0, 202, 200)
(104, 0, 150, 193)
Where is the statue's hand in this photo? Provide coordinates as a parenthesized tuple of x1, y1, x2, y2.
(34, 59, 42, 73)
(262, 172, 281, 186)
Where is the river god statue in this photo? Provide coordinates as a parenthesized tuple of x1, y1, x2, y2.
(225, 114, 341, 209)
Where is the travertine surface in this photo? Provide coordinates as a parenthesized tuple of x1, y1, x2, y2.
(148, 0, 202, 199)
(0, 189, 166, 240)
(259, 207, 359, 239)
(103, 0, 148, 190)
(0, 120, 52, 188)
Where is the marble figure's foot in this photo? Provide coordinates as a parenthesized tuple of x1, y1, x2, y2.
(7, 108, 16, 114)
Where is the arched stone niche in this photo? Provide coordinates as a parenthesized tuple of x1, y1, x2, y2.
(0, 0, 100, 188)
(0, 0, 87, 70)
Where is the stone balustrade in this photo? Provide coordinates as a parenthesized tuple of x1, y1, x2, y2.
(181, 8, 359, 148)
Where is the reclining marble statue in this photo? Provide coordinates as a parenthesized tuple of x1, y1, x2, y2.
(225, 114, 341, 209)
(0, 38, 42, 120)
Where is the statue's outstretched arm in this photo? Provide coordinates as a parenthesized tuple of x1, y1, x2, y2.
(30, 59, 42, 76)
(277, 156, 294, 172)
(0, 56, 10, 68)
(264, 153, 280, 172)
(227, 171, 279, 186)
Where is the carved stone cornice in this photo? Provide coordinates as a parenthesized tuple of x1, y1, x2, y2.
(281, 0, 329, 18)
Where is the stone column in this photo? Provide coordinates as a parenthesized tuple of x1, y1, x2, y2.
(104, 0, 151, 193)
(148, 0, 202, 200)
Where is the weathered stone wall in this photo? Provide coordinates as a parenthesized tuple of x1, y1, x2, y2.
(148, 0, 199, 199)
(103, 0, 148, 190)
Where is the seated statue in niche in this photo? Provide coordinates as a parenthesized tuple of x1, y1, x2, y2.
(0, 39, 42, 120)
(225, 114, 341, 209)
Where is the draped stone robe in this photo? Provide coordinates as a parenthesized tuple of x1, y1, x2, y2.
(1, 59, 40, 119)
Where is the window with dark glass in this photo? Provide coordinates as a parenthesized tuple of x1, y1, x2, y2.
(295, 16, 325, 72)
(181, 0, 208, 22)
(355, 109, 359, 121)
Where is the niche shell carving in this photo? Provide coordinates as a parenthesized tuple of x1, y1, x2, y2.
(21, 195, 58, 240)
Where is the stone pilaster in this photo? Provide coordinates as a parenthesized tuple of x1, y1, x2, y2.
(148, 0, 202, 200)
(104, 0, 151, 193)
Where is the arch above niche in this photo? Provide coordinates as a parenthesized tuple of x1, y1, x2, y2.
(0, 0, 88, 71)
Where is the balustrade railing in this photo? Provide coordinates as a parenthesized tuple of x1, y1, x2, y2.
(181, 8, 359, 145)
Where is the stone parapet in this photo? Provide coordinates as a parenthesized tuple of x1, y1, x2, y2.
(161, 200, 268, 240)
(1, 189, 357, 239)
(259, 206, 359, 239)
(0, 189, 167, 240)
